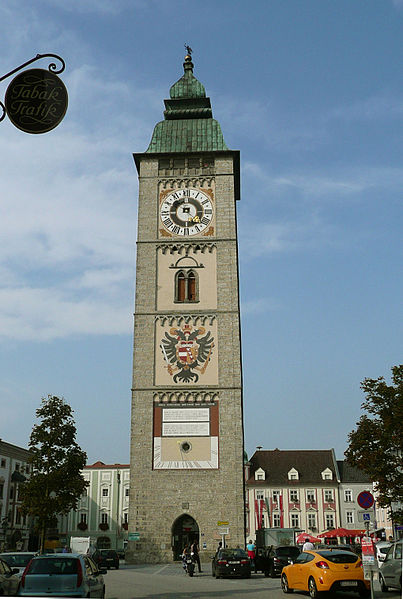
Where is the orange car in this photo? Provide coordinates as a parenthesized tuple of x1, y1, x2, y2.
(281, 549, 370, 598)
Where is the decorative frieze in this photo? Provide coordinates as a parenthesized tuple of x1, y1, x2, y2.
(153, 391, 219, 404)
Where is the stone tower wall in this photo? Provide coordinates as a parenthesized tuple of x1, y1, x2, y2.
(128, 154, 245, 563)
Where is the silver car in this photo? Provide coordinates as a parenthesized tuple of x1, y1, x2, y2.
(379, 540, 402, 592)
(0, 552, 37, 577)
(18, 553, 106, 597)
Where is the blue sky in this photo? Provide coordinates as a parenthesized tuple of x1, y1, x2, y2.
(1, 0, 401, 464)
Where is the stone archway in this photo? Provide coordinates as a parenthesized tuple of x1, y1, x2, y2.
(171, 514, 199, 561)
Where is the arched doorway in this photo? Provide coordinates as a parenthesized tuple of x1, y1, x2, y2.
(172, 514, 199, 561)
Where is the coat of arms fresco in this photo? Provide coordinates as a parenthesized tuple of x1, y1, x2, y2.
(160, 323, 215, 383)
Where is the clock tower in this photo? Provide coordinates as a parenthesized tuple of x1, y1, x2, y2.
(127, 52, 245, 563)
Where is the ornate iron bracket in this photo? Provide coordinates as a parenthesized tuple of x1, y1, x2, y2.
(0, 53, 66, 123)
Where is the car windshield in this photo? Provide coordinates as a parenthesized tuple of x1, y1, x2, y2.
(316, 551, 358, 564)
(220, 549, 247, 559)
(276, 547, 300, 557)
(27, 558, 79, 575)
(0, 554, 34, 567)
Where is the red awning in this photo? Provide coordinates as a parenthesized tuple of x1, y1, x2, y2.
(318, 527, 365, 538)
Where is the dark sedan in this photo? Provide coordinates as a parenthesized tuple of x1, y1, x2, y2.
(92, 549, 120, 570)
(263, 545, 301, 577)
(212, 548, 251, 579)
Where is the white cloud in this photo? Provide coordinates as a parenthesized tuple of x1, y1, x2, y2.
(0, 287, 132, 341)
(327, 93, 403, 122)
(241, 297, 279, 315)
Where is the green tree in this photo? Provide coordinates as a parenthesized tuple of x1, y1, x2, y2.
(345, 365, 403, 525)
(20, 395, 88, 552)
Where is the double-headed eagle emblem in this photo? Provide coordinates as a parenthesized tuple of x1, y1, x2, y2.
(160, 323, 214, 383)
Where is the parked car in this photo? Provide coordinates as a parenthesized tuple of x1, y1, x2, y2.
(212, 547, 251, 579)
(379, 540, 402, 592)
(0, 556, 20, 596)
(0, 552, 37, 577)
(281, 549, 370, 598)
(263, 545, 301, 577)
(92, 549, 119, 570)
(374, 541, 392, 568)
(18, 553, 106, 597)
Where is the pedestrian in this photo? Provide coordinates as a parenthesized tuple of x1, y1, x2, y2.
(181, 544, 190, 573)
(302, 538, 315, 551)
(216, 541, 222, 554)
(191, 540, 202, 573)
(246, 539, 256, 572)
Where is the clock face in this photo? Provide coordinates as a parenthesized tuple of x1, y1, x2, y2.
(160, 188, 213, 236)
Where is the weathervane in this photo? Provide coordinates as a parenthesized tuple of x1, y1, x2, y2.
(184, 44, 193, 56)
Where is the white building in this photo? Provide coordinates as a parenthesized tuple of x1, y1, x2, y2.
(0, 439, 32, 550)
(60, 462, 130, 552)
(246, 449, 341, 538)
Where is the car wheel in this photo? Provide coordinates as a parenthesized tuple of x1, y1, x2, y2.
(308, 577, 319, 599)
(358, 590, 370, 598)
(281, 574, 293, 593)
(379, 574, 389, 592)
(264, 570, 269, 577)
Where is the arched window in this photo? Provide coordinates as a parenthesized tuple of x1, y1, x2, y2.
(175, 270, 198, 303)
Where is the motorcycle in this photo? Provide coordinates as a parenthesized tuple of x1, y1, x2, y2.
(186, 555, 195, 577)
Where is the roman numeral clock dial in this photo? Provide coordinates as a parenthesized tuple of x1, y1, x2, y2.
(160, 188, 213, 236)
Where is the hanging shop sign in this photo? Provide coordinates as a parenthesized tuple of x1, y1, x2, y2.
(5, 68, 68, 133)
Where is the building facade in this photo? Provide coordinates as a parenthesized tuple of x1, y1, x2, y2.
(246, 450, 341, 537)
(128, 52, 245, 563)
(60, 462, 129, 552)
(337, 459, 372, 532)
(245, 449, 388, 541)
(0, 440, 32, 550)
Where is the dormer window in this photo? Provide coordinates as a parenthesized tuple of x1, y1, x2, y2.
(288, 467, 299, 480)
(321, 468, 333, 480)
(254, 467, 265, 481)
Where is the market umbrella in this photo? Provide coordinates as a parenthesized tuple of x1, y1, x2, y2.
(296, 533, 321, 544)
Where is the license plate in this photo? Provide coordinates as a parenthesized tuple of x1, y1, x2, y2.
(341, 581, 357, 587)
(229, 561, 240, 564)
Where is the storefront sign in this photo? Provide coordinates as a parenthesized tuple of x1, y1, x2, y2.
(5, 68, 68, 133)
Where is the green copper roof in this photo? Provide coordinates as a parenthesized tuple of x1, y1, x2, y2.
(146, 54, 228, 153)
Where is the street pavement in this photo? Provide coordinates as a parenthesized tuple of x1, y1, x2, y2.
(104, 563, 401, 599)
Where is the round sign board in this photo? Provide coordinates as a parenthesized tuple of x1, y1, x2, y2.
(5, 68, 68, 134)
(357, 491, 374, 509)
